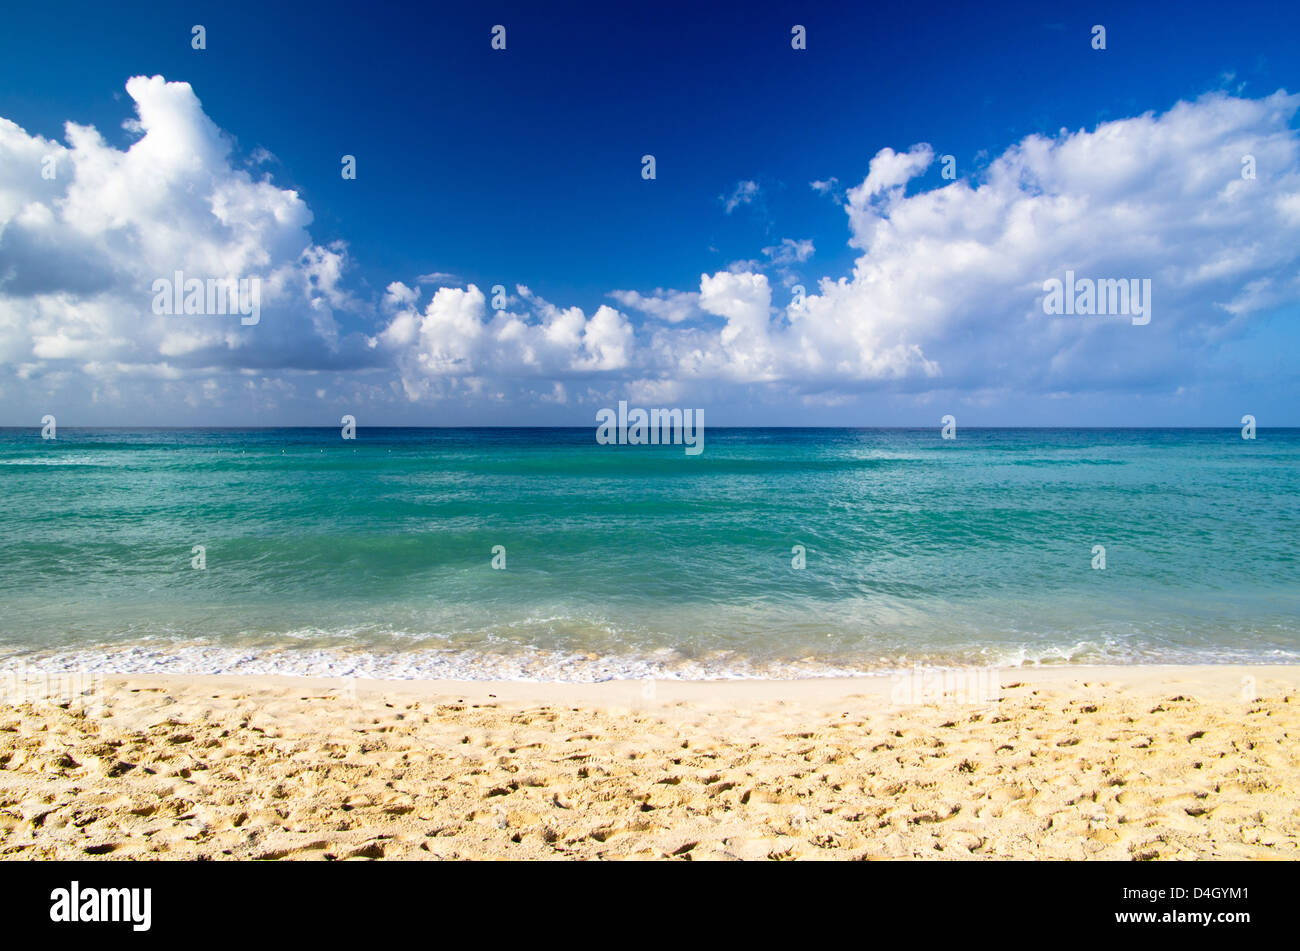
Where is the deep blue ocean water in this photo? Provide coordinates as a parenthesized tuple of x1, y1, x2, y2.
(1, 427, 1296, 679)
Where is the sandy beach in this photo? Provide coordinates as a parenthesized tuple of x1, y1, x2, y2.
(1, 665, 1297, 860)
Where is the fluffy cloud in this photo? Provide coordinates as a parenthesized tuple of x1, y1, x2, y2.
(372, 284, 635, 401)
(0, 75, 377, 406)
(2, 78, 1299, 421)
(817, 92, 1300, 394)
(608, 288, 700, 324)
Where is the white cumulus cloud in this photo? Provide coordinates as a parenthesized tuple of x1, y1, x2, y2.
(2, 79, 1298, 422)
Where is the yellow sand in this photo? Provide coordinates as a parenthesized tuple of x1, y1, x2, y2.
(1, 665, 1297, 860)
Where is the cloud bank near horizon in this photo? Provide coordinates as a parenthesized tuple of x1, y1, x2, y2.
(1, 76, 1298, 421)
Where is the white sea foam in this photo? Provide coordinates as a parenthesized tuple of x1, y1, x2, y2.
(1, 643, 892, 682)
(2, 640, 1293, 684)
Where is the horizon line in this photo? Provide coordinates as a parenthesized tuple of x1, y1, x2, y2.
(4, 424, 1295, 432)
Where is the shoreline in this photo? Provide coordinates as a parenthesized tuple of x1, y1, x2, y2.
(21, 662, 1296, 702)
(8, 645, 1298, 686)
(2, 664, 1297, 860)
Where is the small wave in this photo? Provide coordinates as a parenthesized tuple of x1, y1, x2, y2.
(3, 639, 1295, 683)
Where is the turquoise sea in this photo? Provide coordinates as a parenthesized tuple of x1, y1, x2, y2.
(1, 427, 1297, 680)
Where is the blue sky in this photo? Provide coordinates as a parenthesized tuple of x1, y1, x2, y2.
(0, 0, 1297, 425)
